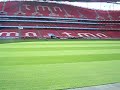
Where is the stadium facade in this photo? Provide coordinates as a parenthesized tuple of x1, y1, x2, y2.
(0, 1, 120, 39)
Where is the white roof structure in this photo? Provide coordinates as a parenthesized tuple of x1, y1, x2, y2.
(60, 2, 120, 11)
(0, 0, 120, 10)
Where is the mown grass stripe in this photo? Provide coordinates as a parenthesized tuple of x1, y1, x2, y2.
(2, 41, 120, 44)
(0, 45, 120, 48)
(0, 47, 119, 51)
(0, 54, 120, 65)
(0, 49, 120, 57)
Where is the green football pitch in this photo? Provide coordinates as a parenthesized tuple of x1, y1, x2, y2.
(0, 40, 120, 90)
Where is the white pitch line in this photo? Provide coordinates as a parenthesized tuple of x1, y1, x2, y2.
(67, 83, 120, 90)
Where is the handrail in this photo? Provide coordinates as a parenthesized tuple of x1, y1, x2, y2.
(0, 26, 120, 31)
(0, 19, 100, 25)
(0, 19, 120, 25)
(0, 15, 120, 23)
(0, 26, 99, 30)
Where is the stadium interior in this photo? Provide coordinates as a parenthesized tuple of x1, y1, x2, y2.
(0, 1, 120, 90)
(0, 0, 120, 39)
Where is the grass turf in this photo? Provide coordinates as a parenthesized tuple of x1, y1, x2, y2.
(0, 40, 120, 90)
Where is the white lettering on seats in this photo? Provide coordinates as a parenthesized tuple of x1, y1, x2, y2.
(96, 33, 108, 37)
(62, 32, 73, 37)
(0, 32, 19, 37)
(77, 33, 96, 37)
(36, 5, 52, 16)
(54, 6, 62, 12)
(23, 5, 31, 10)
(37, 6, 50, 11)
(25, 32, 37, 37)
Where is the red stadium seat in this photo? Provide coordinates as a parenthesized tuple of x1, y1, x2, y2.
(4, 1, 20, 15)
(49, 3, 67, 17)
(106, 31, 120, 38)
(21, 2, 35, 16)
(74, 30, 109, 39)
(39, 30, 61, 38)
(0, 2, 7, 15)
(109, 11, 120, 20)
(21, 29, 40, 38)
(57, 30, 78, 38)
(0, 30, 19, 39)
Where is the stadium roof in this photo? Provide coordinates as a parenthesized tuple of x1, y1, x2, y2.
(53, 0, 119, 2)
(42, 0, 119, 2)
(0, 0, 119, 10)
(62, 2, 120, 10)
(0, 0, 120, 2)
